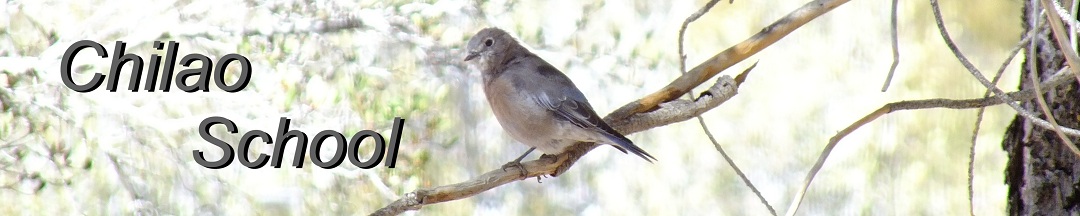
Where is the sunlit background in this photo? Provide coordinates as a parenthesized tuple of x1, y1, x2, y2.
(1, 0, 1024, 215)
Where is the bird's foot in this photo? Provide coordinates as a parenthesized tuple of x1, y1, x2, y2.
(501, 160, 528, 178)
(540, 154, 568, 177)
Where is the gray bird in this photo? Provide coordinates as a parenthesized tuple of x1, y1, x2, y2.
(462, 27, 656, 171)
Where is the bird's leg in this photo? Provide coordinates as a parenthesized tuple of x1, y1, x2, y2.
(510, 147, 535, 163)
(502, 147, 536, 177)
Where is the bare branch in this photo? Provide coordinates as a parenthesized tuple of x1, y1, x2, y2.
(370, 76, 741, 216)
(968, 29, 1033, 216)
(678, 0, 724, 74)
(676, 0, 776, 214)
(557, 0, 851, 183)
(1071, 0, 1079, 49)
(881, 0, 901, 92)
(929, 0, 1080, 137)
(693, 67, 777, 215)
(1022, 0, 1080, 158)
(608, 0, 852, 121)
(1041, 0, 1080, 85)
(694, 104, 779, 216)
(374, 0, 857, 214)
(785, 65, 1075, 216)
(793, 3, 1061, 207)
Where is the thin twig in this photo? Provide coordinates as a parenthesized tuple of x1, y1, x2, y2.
(967, 106, 985, 216)
(1030, 0, 1080, 153)
(1070, 0, 1078, 51)
(676, 1, 776, 215)
(785, 66, 1073, 216)
(1027, 54, 1079, 155)
(1042, 0, 1080, 85)
(881, 0, 901, 92)
(609, 0, 852, 121)
(1049, 0, 1080, 65)
(693, 68, 775, 215)
(967, 30, 1032, 216)
(678, 0, 724, 74)
(929, 0, 1080, 138)
(696, 113, 780, 215)
(1044, 0, 1080, 33)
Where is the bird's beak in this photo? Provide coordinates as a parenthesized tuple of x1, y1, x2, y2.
(464, 51, 479, 62)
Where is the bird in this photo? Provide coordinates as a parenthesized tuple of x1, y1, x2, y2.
(462, 27, 656, 174)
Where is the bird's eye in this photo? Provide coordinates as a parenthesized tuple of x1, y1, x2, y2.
(484, 38, 494, 47)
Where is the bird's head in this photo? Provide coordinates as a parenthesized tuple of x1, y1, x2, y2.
(464, 27, 516, 66)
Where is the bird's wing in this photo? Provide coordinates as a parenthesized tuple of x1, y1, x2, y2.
(530, 63, 656, 162)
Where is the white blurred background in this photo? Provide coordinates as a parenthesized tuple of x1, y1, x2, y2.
(0, 0, 1023, 215)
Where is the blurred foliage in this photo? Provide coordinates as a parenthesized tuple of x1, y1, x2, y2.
(0, 0, 1025, 215)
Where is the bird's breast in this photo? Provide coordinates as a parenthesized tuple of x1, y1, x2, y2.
(483, 76, 566, 153)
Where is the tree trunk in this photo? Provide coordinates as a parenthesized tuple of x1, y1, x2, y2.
(1004, 0, 1080, 214)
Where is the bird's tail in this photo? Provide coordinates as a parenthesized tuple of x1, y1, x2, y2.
(597, 128, 656, 163)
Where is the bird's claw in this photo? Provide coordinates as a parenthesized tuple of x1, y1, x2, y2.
(501, 160, 528, 177)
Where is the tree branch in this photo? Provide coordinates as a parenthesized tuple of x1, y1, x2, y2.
(676, 1, 775, 214)
(785, 65, 1076, 216)
(607, 0, 851, 121)
(1035, 0, 1080, 152)
(371, 75, 741, 216)
(372, 0, 853, 214)
(1043, 0, 1080, 85)
(968, 27, 1033, 216)
(880, 0, 901, 92)
(929, 0, 1080, 137)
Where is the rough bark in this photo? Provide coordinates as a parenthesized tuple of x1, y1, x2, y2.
(1004, 0, 1080, 214)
